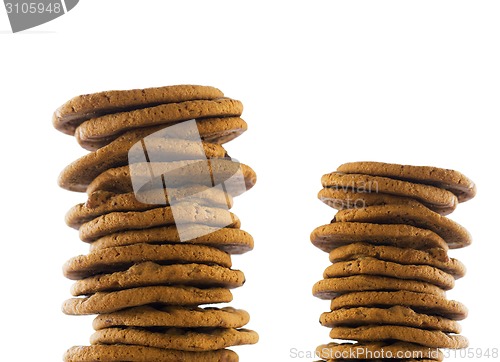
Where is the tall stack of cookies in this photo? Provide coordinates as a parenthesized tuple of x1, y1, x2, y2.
(53, 85, 258, 361)
(311, 162, 476, 361)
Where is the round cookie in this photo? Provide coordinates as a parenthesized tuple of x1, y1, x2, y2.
(315, 341, 443, 361)
(320, 305, 461, 333)
(75, 98, 243, 149)
(62, 286, 233, 315)
(329, 325, 468, 349)
(63, 243, 232, 280)
(92, 306, 250, 330)
(196, 117, 248, 145)
(78, 117, 248, 151)
(71, 262, 245, 296)
(330, 290, 468, 320)
(311, 222, 449, 253)
(321, 172, 458, 214)
(59, 125, 228, 192)
(86, 160, 257, 196)
(323, 257, 455, 290)
(317, 188, 454, 214)
(313, 275, 445, 299)
(64, 345, 238, 362)
(90, 226, 254, 254)
(53, 85, 224, 135)
(66, 188, 233, 229)
(329, 243, 465, 278)
(90, 327, 259, 351)
(78, 203, 241, 242)
(337, 161, 476, 203)
(335, 203, 472, 249)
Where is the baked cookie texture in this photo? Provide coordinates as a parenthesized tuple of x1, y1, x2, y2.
(312, 161, 475, 361)
(54, 85, 257, 361)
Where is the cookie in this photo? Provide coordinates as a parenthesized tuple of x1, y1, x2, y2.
(75, 98, 243, 149)
(320, 305, 461, 333)
(313, 275, 445, 299)
(62, 286, 233, 315)
(63, 345, 238, 362)
(321, 172, 458, 214)
(86, 159, 257, 196)
(59, 125, 228, 192)
(335, 203, 472, 249)
(66, 188, 233, 229)
(329, 243, 465, 278)
(90, 226, 254, 254)
(78, 203, 241, 242)
(323, 257, 455, 290)
(53, 85, 224, 135)
(78, 117, 248, 151)
(196, 117, 248, 145)
(329, 291, 468, 320)
(311, 222, 448, 253)
(71, 262, 245, 296)
(315, 341, 443, 361)
(317, 188, 451, 214)
(92, 306, 250, 330)
(337, 161, 476, 203)
(63, 243, 232, 280)
(90, 327, 259, 351)
(329, 325, 468, 349)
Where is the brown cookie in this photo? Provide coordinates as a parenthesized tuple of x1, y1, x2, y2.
(64, 345, 238, 362)
(323, 257, 455, 290)
(335, 203, 472, 249)
(329, 325, 468, 349)
(320, 305, 461, 333)
(86, 159, 257, 196)
(66, 188, 233, 229)
(53, 85, 224, 135)
(313, 275, 445, 299)
(93, 306, 250, 330)
(321, 172, 458, 214)
(78, 203, 241, 242)
(62, 286, 233, 315)
(71, 262, 245, 296)
(78, 117, 248, 151)
(317, 188, 452, 214)
(329, 243, 465, 278)
(311, 222, 448, 253)
(90, 327, 258, 351)
(337, 161, 476, 203)
(59, 126, 228, 192)
(196, 117, 248, 145)
(75, 98, 243, 149)
(63, 243, 231, 280)
(330, 290, 468, 320)
(89, 225, 253, 255)
(315, 341, 443, 361)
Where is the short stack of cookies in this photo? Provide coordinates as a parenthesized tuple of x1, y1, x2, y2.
(54, 85, 258, 361)
(311, 162, 476, 361)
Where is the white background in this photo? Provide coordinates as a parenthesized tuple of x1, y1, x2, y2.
(1, 1, 499, 361)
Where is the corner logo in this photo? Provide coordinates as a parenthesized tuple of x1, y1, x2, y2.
(4, 0, 79, 33)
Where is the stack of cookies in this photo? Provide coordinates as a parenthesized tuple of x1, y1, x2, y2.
(53, 85, 258, 361)
(311, 161, 476, 361)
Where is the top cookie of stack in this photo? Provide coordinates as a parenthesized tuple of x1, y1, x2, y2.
(54, 85, 258, 362)
(311, 161, 475, 362)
